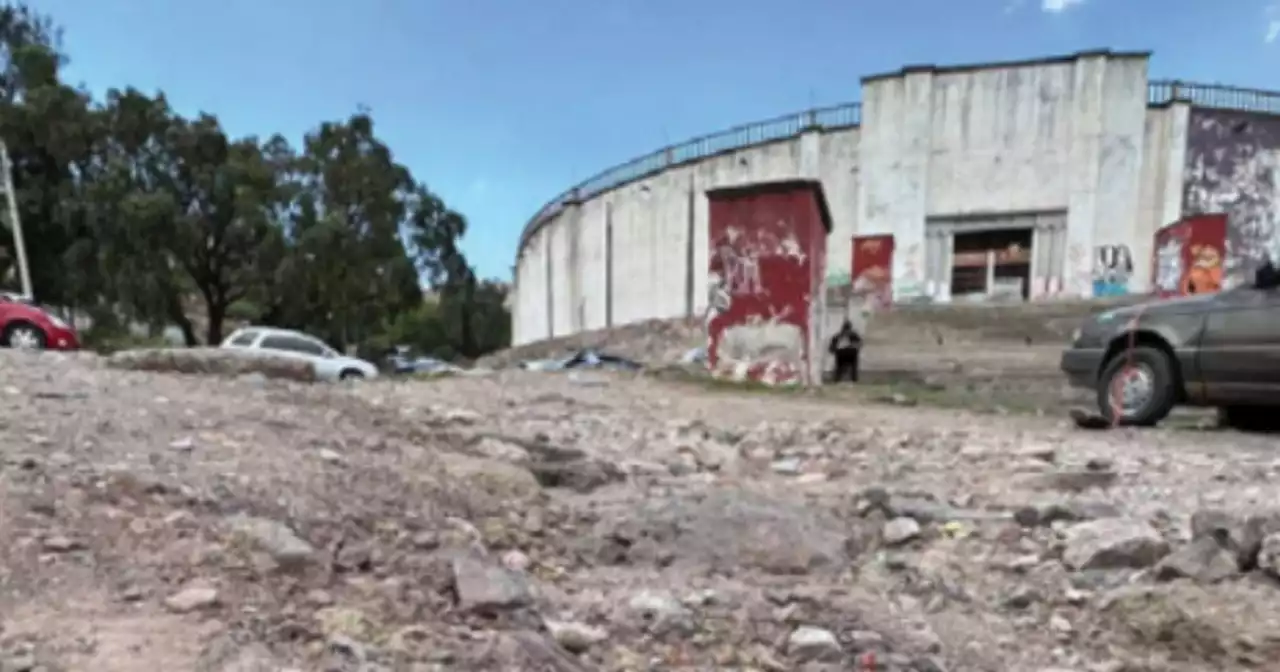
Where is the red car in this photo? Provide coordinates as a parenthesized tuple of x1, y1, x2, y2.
(0, 293, 80, 350)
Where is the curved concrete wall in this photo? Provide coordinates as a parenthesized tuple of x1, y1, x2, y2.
(515, 129, 860, 344)
(512, 51, 1280, 347)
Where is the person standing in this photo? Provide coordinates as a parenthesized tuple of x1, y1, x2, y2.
(828, 320, 863, 383)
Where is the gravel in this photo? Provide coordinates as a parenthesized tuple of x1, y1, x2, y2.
(2, 348, 1280, 671)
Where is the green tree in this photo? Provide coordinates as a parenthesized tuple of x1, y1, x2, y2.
(0, 1, 513, 358)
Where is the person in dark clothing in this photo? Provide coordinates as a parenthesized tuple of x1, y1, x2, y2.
(829, 319, 863, 383)
(1256, 257, 1280, 290)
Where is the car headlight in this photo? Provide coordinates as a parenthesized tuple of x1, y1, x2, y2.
(46, 314, 68, 329)
(1071, 327, 1082, 343)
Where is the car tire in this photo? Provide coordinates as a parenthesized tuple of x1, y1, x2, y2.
(1096, 345, 1177, 427)
(339, 369, 365, 381)
(1, 321, 47, 350)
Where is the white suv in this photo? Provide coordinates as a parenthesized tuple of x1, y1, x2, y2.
(220, 326, 379, 381)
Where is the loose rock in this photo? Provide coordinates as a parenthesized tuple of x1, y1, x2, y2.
(1062, 518, 1170, 570)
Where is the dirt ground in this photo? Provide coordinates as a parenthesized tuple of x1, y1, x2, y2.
(3, 347, 1280, 671)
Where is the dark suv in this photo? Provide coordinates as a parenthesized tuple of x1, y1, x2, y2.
(1061, 274, 1280, 428)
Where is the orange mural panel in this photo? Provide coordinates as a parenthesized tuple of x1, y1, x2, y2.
(850, 234, 894, 311)
(1152, 213, 1228, 299)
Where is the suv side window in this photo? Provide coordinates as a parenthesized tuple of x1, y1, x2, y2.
(229, 330, 259, 347)
(259, 334, 327, 357)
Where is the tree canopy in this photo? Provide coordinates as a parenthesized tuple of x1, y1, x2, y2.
(0, 3, 510, 359)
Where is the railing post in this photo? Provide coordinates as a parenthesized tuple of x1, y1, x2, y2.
(805, 109, 818, 129)
(664, 147, 674, 166)
(1171, 80, 1183, 101)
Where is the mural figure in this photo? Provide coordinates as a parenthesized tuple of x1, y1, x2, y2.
(1153, 237, 1185, 296)
(1092, 245, 1133, 297)
(852, 265, 891, 311)
(715, 241, 764, 296)
(1182, 244, 1224, 295)
(706, 272, 731, 314)
(1151, 213, 1230, 299)
(850, 234, 895, 311)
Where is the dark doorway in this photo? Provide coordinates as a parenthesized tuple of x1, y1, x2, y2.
(950, 228, 1034, 300)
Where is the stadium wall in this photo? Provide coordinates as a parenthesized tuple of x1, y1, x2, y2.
(512, 50, 1279, 347)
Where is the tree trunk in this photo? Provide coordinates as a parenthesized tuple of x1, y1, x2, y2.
(205, 299, 226, 347)
(164, 293, 198, 347)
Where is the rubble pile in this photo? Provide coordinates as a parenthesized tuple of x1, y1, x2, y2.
(1, 349, 1279, 670)
(476, 318, 704, 369)
(107, 347, 318, 382)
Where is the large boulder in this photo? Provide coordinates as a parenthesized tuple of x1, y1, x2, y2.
(1190, 507, 1280, 570)
(588, 489, 848, 575)
(1062, 518, 1170, 570)
(106, 347, 317, 382)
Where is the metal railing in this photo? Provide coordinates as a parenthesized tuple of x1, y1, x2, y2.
(520, 80, 1280, 252)
(1148, 79, 1280, 114)
(518, 103, 862, 250)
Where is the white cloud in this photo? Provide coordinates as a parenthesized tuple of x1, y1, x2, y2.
(1268, 3, 1280, 43)
(1041, 0, 1085, 13)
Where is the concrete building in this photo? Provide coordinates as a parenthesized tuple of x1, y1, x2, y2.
(511, 50, 1280, 346)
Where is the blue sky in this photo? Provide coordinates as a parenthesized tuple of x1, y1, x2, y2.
(26, 0, 1280, 280)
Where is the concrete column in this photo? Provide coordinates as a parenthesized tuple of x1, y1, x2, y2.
(509, 262, 521, 345)
(604, 202, 614, 328)
(1159, 101, 1191, 229)
(1065, 53, 1108, 298)
(684, 180, 696, 317)
(543, 231, 554, 339)
(859, 68, 934, 302)
(985, 250, 996, 298)
(896, 69, 934, 301)
(800, 127, 826, 385)
(560, 196, 583, 333)
(799, 128, 822, 179)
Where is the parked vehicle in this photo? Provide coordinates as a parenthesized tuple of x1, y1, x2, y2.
(517, 348, 644, 373)
(385, 349, 460, 376)
(220, 326, 378, 381)
(1061, 269, 1280, 429)
(0, 292, 80, 351)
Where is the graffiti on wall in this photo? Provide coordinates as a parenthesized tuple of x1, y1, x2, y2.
(893, 243, 927, 302)
(1152, 238, 1183, 297)
(1183, 109, 1280, 286)
(1091, 245, 1134, 297)
(706, 188, 825, 386)
(1151, 213, 1229, 299)
(714, 239, 765, 296)
(850, 234, 894, 312)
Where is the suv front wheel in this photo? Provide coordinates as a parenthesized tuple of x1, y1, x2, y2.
(1096, 345, 1178, 427)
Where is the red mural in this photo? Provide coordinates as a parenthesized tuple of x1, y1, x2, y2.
(850, 234, 895, 311)
(704, 181, 831, 386)
(1151, 213, 1228, 299)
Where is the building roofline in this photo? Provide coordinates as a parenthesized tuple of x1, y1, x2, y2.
(861, 49, 1152, 84)
(705, 179, 834, 234)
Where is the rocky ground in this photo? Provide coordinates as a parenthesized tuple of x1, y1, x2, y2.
(2, 349, 1280, 671)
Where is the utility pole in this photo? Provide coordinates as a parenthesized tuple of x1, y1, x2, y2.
(0, 141, 32, 300)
